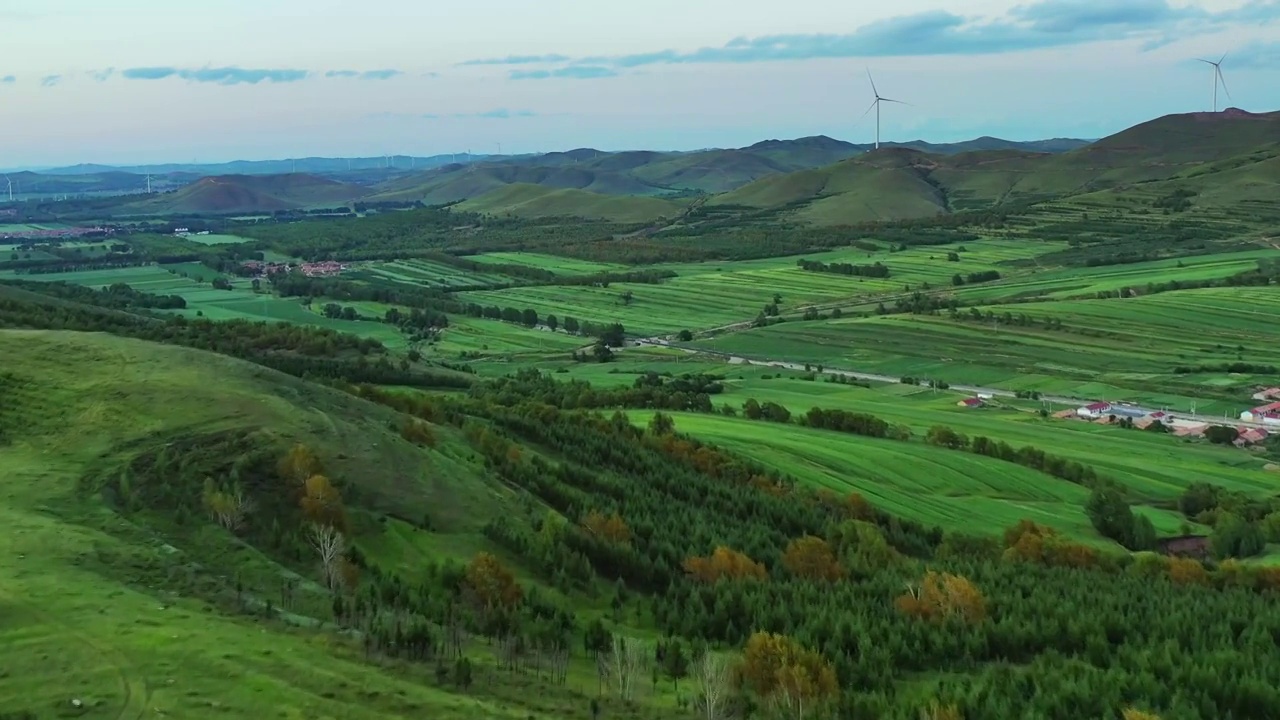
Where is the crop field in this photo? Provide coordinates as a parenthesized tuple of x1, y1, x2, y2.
(462, 240, 1061, 336)
(693, 285, 1280, 408)
(696, 377, 1275, 500)
(626, 410, 1193, 544)
(468, 251, 628, 274)
(951, 248, 1280, 304)
(3, 265, 407, 347)
(182, 233, 255, 245)
(431, 316, 585, 359)
(352, 258, 522, 289)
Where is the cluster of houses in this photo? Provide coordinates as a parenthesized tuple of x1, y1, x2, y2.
(1241, 387, 1280, 426)
(241, 259, 348, 278)
(0, 226, 112, 240)
(1072, 399, 1273, 447)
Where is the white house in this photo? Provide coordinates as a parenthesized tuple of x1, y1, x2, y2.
(1241, 402, 1280, 424)
(1076, 402, 1112, 419)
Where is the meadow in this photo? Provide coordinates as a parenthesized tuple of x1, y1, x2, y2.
(352, 258, 524, 289)
(461, 239, 1059, 335)
(624, 409, 1194, 545)
(693, 376, 1274, 500)
(181, 233, 255, 245)
(468, 251, 628, 275)
(689, 285, 1280, 411)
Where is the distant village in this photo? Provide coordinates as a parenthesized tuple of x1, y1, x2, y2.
(956, 386, 1279, 449)
(241, 259, 348, 278)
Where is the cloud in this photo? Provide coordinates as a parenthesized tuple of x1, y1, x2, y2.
(1, 75, 14, 84)
(510, 65, 619, 80)
(41, 75, 61, 87)
(326, 69, 404, 80)
(476, 0, 1277, 71)
(89, 68, 115, 82)
(121, 66, 309, 85)
(459, 54, 571, 66)
(1229, 40, 1280, 69)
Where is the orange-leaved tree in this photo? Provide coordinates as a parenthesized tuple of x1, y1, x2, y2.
(919, 701, 963, 720)
(278, 443, 322, 487)
(464, 552, 523, 613)
(896, 571, 986, 624)
(1167, 556, 1210, 586)
(782, 535, 845, 582)
(582, 510, 632, 546)
(683, 546, 768, 583)
(740, 632, 837, 720)
(300, 474, 348, 533)
(1122, 709, 1162, 720)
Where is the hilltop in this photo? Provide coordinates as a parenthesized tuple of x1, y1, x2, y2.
(707, 109, 1280, 225)
(123, 173, 368, 214)
(455, 182, 688, 223)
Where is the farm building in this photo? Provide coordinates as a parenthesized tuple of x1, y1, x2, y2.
(1076, 402, 1112, 418)
(1240, 402, 1280, 425)
(957, 397, 984, 408)
(1108, 404, 1155, 420)
(1172, 423, 1209, 438)
(1235, 428, 1271, 447)
(1157, 536, 1211, 560)
(1253, 388, 1280, 402)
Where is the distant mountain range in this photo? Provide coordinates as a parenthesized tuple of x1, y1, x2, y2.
(7, 111, 1278, 226)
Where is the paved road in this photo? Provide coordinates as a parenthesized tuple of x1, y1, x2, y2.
(630, 338, 1270, 431)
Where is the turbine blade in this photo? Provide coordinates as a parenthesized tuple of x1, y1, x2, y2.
(1219, 52, 1227, 64)
(881, 98, 911, 106)
(1217, 67, 1231, 100)
(858, 99, 878, 122)
(866, 68, 879, 98)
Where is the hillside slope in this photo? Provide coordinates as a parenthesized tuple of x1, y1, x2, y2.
(124, 173, 368, 214)
(0, 329, 522, 717)
(368, 164, 667, 204)
(457, 182, 688, 222)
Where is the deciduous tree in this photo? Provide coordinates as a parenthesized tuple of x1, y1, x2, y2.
(692, 650, 735, 720)
(463, 551, 523, 614)
(781, 536, 844, 582)
(300, 474, 348, 532)
(896, 571, 986, 624)
(583, 510, 632, 546)
(683, 546, 768, 583)
(278, 443, 322, 485)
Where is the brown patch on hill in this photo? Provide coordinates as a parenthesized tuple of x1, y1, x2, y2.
(1157, 535, 1211, 559)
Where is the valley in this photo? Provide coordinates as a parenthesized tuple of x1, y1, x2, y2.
(2, 108, 1280, 720)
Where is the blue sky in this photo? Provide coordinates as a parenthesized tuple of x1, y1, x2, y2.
(1, 0, 1278, 167)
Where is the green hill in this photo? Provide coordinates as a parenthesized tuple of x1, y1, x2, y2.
(704, 109, 1280, 225)
(123, 173, 368, 214)
(0, 330, 529, 718)
(368, 164, 667, 204)
(456, 182, 687, 222)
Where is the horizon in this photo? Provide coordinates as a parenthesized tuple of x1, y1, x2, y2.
(2, 1, 1278, 167)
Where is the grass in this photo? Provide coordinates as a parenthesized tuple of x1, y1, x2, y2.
(692, 284, 1280, 410)
(351, 258, 523, 289)
(458, 184, 685, 223)
(0, 330, 675, 719)
(182, 233, 255, 245)
(696, 376, 1273, 501)
(460, 240, 1059, 336)
(625, 410, 1192, 545)
(469, 251, 629, 275)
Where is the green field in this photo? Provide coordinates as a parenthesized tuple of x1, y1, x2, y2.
(462, 240, 1061, 335)
(694, 377, 1275, 500)
(626, 410, 1195, 545)
(691, 285, 1280, 409)
(469, 251, 628, 275)
(353, 258, 523, 289)
(182, 233, 255, 245)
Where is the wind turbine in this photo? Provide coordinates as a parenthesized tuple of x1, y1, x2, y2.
(145, 174, 153, 194)
(4, 176, 12, 202)
(1196, 54, 1231, 112)
(860, 69, 909, 150)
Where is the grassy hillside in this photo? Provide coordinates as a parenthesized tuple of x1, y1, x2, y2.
(369, 164, 667, 204)
(0, 330, 540, 718)
(124, 173, 368, 214)
(457, 183, 687, 223)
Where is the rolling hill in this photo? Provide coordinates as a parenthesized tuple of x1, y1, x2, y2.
(456, 183, 688, 223)
(122, 173, 368, 214)
(707, 109, 1280, 226)
(366, 163, 670, 205)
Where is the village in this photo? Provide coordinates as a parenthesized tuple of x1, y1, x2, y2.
(240, 258, 348, 278)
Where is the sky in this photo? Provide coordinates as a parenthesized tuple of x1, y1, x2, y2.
(1, 0, 1278, 167)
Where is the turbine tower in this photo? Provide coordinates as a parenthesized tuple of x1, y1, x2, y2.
(4, 175, 12, 202)
(1197, 54, 1231, 112)
(860, 69, 908, 150)
(145, 174, 153, 194)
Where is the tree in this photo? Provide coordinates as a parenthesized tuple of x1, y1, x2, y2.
(455, 656, 473, 691)
(1122, 710, 1162, 720)
(896, 571, 987, 624)
(743, 399, 763, 420)
(521, 308, 538, 327)
(308, 522, 347, 592)
(606, 635, 648, 702)
(740, 632, 837, 720)
(1205, 425, 1238, 445)
(592, 341, 615, 363)
(683, 546, 768, 583)
(300, 474, 348, 532)
(662, 637, 689, 694)
(278, 443, 322, 486)
(564, 316, 581, 334)
(692, 650, 735, 720)
(920, 701, 963, 720)
(781, 536, 844, 582)
(648, 412, 676, 436)
(1212, 513, 1267, 559)
(203, 484, 253, 532)
(463, 552, 523, 613)
(546, 314, 559, 331)
(677, 329, 694, 342)
(583, 510, 632, 545)
(925, 425, 969, 450)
